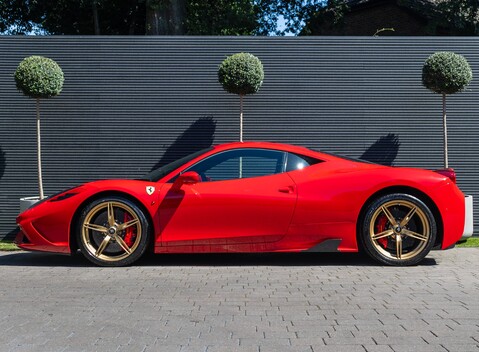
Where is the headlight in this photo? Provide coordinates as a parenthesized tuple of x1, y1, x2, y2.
(48, 186, 82, 202)
(25, 186, 82, 211)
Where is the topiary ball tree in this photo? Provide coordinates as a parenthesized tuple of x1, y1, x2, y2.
(218, 52, 264, 142)
(14, 56, 64, 199)
(422, 52, 472, 168)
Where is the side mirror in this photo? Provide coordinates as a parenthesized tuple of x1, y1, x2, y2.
(173, 171, 201, 188)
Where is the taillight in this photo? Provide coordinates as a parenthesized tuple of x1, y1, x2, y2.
(434, 168, 456, 184)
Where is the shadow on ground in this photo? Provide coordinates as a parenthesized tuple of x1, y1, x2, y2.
(0, 251, 437, 267)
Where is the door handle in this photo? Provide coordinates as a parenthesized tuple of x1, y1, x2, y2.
(278, 186, 295, 194)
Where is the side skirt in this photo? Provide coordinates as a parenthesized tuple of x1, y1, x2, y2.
(304, 239, 342, 252)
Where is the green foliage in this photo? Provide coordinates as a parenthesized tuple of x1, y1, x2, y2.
(1, 0, 147, 35)
(218, 53, 264, 96)
(1, 0, 478, 36)
(422, 52, 472, 95)
(14, 56, 64, 99)
(256, 0, 327, 35)
(437, 0, 479, 35)
(0, 241, 19, 251)
(301, 0, 479, 36)
(1, 0, 257, 35)
(301, 0, 348, 35)
(422, 52, 472, 168)
(0, 0, 35, 34)
(187, 0, 257, 35)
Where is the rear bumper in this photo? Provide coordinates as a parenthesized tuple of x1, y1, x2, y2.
(462, 195, 474, 238)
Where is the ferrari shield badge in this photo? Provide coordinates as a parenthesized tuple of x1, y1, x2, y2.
(146, 186, 155, 195)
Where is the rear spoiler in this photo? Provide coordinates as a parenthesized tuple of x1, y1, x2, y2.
(434, 168, 456, 184)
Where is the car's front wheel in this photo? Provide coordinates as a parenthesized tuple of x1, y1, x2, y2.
(77, 196, 150, 267)
(360, 193, 437, 266)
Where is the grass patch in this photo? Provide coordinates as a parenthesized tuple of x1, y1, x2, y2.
(456, 237, 479, 248)
(0, 241, 19, 251)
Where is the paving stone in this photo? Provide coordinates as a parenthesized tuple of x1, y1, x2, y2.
(239, 337, 291, 346)
(362, 345, 395, 352)
(324, 336, 375, 345)
(311, 345, 366, 352)
(389, 345, 448, 352)
(207, 346, 259, 352)
(0, 249, 478, 352)
(260, 345, 313, 352)
(423, 337, 479, 345)
(439, 344, 479, 352)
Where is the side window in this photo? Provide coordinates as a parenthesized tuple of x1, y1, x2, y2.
(184, 149, 286, 182)
(285, 153, 321, 172)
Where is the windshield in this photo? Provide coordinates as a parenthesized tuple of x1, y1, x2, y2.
(141, 147, 214, 182)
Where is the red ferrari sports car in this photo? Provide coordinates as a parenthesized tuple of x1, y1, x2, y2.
(16, 142, 471, 266)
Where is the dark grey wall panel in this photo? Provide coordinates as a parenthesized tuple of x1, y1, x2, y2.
(1, 36, 478, 239)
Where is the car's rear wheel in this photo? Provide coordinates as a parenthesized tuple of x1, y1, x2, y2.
(360, 193, 436, 266)
(77, 196, 150, 267)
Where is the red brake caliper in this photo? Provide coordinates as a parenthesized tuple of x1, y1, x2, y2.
(123, 212, 135, 247)
(375, 214, 389, 248)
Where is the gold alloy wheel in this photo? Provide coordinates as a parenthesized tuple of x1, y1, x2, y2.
(369, 199, 430, 261)
(81, 201, 142, 262)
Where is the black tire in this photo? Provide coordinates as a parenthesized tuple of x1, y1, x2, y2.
(76, 196, 150, 267)
(359, 193, 437, 266)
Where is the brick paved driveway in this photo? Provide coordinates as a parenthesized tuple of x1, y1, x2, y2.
(0, 249, 478, 352)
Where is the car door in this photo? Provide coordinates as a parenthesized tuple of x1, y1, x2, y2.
(157, 148, 298, 249)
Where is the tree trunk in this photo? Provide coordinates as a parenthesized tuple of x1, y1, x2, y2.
(169, 0, 186, 34)
(128, 2, 141, 35)
(92, 1, 100, 35)
(240, 94, 244, 142)
(443, 93, 449, 169)
(146, 0, 186, 35)
(128, 18, 137, 35)
(468, 0, 479, 35)
(36, 98, 44, 199)
(145, 0, 160, 34)
(239, 94, 244, 178)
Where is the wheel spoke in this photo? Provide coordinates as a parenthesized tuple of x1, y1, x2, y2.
(115, 235, 132, 254)
(381, 205, 397, 226)
(83, 223, 108, 233)
(402, 229, 428, 242)
(400, 206, 417, 227)
(107, 202, 116, 227)
(372, 229, 394, 240)
(117, 218, 139, 231)
(95, 235, 111, 257)
(368, 198, 432, 263)
(396, 235, 402, 260)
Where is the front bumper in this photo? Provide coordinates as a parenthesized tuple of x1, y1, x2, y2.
(14, 224, 70, 254)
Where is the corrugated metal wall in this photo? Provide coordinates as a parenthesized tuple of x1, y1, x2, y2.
(1, 36, 478, 239)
